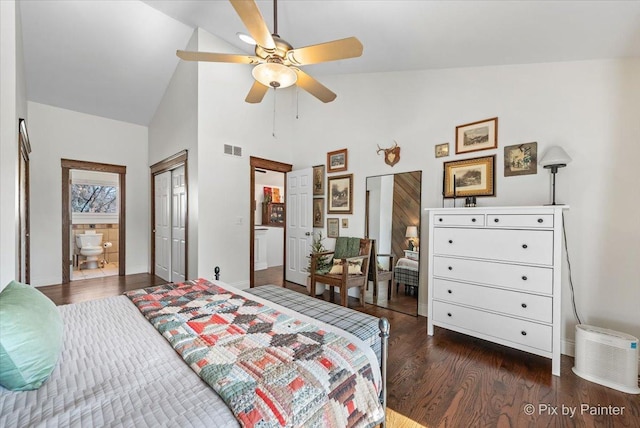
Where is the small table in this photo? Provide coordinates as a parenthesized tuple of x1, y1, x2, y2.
(403, 250, 419, 261)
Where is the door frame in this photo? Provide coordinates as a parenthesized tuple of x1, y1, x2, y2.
(61, 159, 126, 283)
(249, 156, 292, 287)
(150, 150, 188, 279)
(18, 119, 31, 283)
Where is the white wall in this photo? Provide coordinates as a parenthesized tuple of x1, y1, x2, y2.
(0, 0, 27, 289)
(290, 59, 640, 349)
(148, 30, 199, 279)
(196, 28, 296, 287)
(27, 102, 149, 286)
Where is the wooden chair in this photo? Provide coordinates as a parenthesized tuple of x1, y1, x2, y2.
(367, 239, 395, 300)
(309, 237, 372, 308)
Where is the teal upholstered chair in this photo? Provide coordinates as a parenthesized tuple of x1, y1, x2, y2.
(309, 237, 371, 308)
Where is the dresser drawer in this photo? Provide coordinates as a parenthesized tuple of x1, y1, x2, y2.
(432, 301, 552, 352)
(487, 214, 554, 228)
(433, 228, 553, 265)
(433, 214, 485, 227)
(433, 279, 553, 323)
(433, 256, 553, 294)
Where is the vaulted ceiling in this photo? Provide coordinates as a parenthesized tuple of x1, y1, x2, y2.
(19, 1, 640, 125)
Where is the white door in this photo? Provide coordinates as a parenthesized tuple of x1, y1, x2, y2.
(154, 171, 171, 281)
(285, 168, 313, 285)
(171, 166, 187, 282)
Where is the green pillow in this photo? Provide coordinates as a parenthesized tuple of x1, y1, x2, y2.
(0, 280, 63, 391)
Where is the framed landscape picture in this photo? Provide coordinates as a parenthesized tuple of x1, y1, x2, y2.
(313, 198, 324, 227)
(327, 174, 353, 214)
(313, 164, 325, 195)
(455, 117, 498, 154)
(327, 148, 348, 173)
(504, 142, 538, 177)
(435, 142, 449, 158)
(444, 155, 495, 198)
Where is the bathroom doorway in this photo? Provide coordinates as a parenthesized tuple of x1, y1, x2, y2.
(249, 157, 292, 287)
(61, 159, 126, 283)
(69, 170, 120, 280)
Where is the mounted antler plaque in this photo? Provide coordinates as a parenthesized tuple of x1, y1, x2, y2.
(376, 141, 401, 167)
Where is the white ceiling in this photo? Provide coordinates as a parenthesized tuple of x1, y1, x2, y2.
(19, 1, 640, 126)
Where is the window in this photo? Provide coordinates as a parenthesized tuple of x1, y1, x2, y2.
(71, 184, 117, 213)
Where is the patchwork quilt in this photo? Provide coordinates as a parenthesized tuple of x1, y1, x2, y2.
(125, 279, 384, 428)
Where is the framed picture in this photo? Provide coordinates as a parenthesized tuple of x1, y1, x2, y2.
(341, 218, 349, 228)
(327, 174, 353, 214)
(313, 198, 324, 227)
(435, 142, 449, 158)
(504, 142, 538, 177)
(327, 148, 348, 173)
(455, 117, 498, 154)
(313, 165, 325, 195)
(444, 155, 495, 198)
(327, 218, 340, 238)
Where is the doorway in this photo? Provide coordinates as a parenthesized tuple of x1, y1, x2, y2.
(150, 151, 188, 282)
(249, 156, 292, 287)
(69, 170, 120, 280)
(61, 159, 126, 283)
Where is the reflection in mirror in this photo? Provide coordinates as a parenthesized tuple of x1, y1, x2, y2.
(365, 171, 421, 316)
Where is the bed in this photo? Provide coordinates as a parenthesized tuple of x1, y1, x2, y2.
(0, 279, 388, 428)
(394, 258, 419, 296)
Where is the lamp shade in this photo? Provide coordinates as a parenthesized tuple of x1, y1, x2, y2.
(405, 226, 418, 238)
(539, 146, 572, 168)
(252, 62, 297, 89)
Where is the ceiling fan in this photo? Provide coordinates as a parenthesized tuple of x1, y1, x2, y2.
(176, 0, 363, 104)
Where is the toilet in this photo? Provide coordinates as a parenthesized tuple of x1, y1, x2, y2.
(76, 231, 104, 269)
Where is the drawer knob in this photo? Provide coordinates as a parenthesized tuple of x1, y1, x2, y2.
(448, 266, 453, 271)
(537, 218, 544, 223)
(438, 218, 443, 222)
(522, 244, 528, 249)
(521, 331, 527, 336)
(447, 312, 452, 317)
(522, 275, 528, 281)
(521, 303, 527, 308)
(447, 289, 452, 294)
(471, 218, 477, 223)
(448, 240, 453, 244)
(494, 218, 499, 223)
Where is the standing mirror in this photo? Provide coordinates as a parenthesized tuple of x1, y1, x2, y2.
(365, 171, 421, 316)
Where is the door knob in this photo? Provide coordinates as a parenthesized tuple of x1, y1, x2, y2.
(305, 232, 311, 236)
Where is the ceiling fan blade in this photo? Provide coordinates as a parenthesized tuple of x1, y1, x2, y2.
(229, 0, 276, 50)
(245, 80, 269, 103)
(287, 37, 363, 66)
(177, 50, 261, 64)
(293, 68, 337, 103)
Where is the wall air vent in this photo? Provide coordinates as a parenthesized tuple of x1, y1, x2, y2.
(223, 144, 243, 157)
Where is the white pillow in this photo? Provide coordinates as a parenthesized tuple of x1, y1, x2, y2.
(329, 257, 364, 275)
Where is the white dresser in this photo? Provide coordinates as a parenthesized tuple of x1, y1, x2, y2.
(427, 206, 568, 376)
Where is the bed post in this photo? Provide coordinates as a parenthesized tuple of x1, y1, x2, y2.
(214, 266, 220, 280)
(379, 317, 390, 427)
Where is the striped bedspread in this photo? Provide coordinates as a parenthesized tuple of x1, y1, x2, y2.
(125, 279, 384, 428)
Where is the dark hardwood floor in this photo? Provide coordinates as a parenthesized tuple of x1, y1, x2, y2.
(40, 274, 640, 427)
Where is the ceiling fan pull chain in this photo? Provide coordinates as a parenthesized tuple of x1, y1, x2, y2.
(296, 87, 299, 119)
(272, 88, 277, 138)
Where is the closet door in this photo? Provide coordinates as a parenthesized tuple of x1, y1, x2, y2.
(154, 171, 171, 281)
(171, 166, 186, 282)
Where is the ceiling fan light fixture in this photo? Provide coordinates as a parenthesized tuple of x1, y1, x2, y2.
(252, 61, 297, 88)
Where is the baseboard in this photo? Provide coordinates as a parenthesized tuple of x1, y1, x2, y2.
(32, 275, 64, 287)
(562, 338, 575, 357)
(230, 280, 250, 290)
